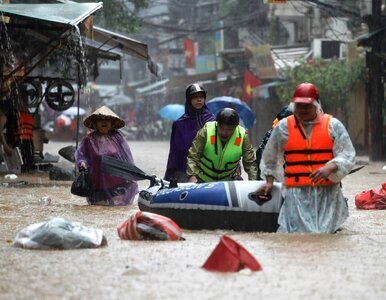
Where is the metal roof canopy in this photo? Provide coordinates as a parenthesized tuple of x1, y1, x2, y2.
(0, 3, 157, 75)
(0, 3, 105, 148)
(23, 27, 121, 62)
(271, 46, 312, 70)
(0, 3, 104, 82)
(17, 0, 158, 74)
(92, 26, 158, 75)
(0, 3, 103, 26)
(83, 37, 122, 61)
(93, 26, 148, 61)
(136, 79, 169, 94)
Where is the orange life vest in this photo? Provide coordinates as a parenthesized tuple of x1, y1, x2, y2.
(284, 114, 334, 187)
(16, 112, 33, 140)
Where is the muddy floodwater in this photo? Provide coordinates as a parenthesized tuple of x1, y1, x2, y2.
(1, 141, 385, 300)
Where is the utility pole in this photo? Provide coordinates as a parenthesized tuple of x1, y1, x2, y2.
(365, 0, 385, 160)
(0, 22, 3, 101)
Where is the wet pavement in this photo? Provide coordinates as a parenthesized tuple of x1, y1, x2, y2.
(1, 141, 386, 300)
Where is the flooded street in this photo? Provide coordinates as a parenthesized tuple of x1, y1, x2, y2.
(1, 141, 386, 300)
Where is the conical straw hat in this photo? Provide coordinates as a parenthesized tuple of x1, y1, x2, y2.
(83, 105, 125, 129)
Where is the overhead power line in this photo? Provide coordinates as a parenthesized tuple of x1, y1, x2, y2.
(156, 10, 268, 45)
(305, 0, 361, 17)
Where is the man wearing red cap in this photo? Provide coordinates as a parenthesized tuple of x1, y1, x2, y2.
(256, 82, 356, 233)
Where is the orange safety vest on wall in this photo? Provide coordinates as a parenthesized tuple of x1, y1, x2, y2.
(16, 112, 33, 141)
(284, 114, 335, 187)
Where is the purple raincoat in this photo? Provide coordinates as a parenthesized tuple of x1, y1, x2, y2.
(164, 98, 215, 182)
(75, 130, 138, 206)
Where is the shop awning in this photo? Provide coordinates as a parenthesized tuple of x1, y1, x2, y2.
(0, 2, 158, 75)
(93, 26, 148, 61)
(93, 26, 158, 75)
(256, 81, 286, 99)
(271, 45, 311, 70)
(23, 27, 121, 62)
(84, 37, 122, 61)
(136, 79, 169, 95)
(0, 3, 103, 26)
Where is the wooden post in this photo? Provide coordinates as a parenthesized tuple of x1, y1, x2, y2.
(0, 22, 3, 101)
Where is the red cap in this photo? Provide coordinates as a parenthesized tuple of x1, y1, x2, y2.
(292, 83, 319, 104)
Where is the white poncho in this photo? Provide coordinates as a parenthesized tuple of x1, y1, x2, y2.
(261, 114, 356, 233)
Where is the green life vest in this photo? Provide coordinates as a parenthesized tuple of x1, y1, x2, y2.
(197, 121, 245, 182)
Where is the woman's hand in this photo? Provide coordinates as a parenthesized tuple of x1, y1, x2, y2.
(79, 162, 87, 170)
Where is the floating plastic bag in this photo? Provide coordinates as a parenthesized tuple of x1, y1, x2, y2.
(13, 217, 107, 249)
(117, 211, 183, 241)
(202, 235, 262, 272)
(355, 183, 386, 210)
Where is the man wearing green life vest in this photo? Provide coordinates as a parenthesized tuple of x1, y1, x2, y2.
(187, 108, 257, 183)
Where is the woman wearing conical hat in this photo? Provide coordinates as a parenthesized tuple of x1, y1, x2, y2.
(75, 106, 138, 206)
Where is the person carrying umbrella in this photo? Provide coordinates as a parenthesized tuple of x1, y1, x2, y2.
(164, 84, 215, 182)
(255, 82, 356, 233)
(187, 108, 257, 183)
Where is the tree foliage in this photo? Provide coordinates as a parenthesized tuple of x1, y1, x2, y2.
(268, 6, 279, 45)
(277, 58, 366, 124)
(77, 0, 149, 33)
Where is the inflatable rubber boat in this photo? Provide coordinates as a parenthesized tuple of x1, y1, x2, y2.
(101, 156, 283, 232)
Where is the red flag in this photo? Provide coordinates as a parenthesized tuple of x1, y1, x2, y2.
(183, 38, 196, 68)
(242, 69, 261, 102)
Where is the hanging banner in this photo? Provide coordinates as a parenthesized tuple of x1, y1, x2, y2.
(195, 55, 222, 74)
(248, 45, 277, 79)
(183, 38, 196, 69)
(214, 21, 224, 53)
